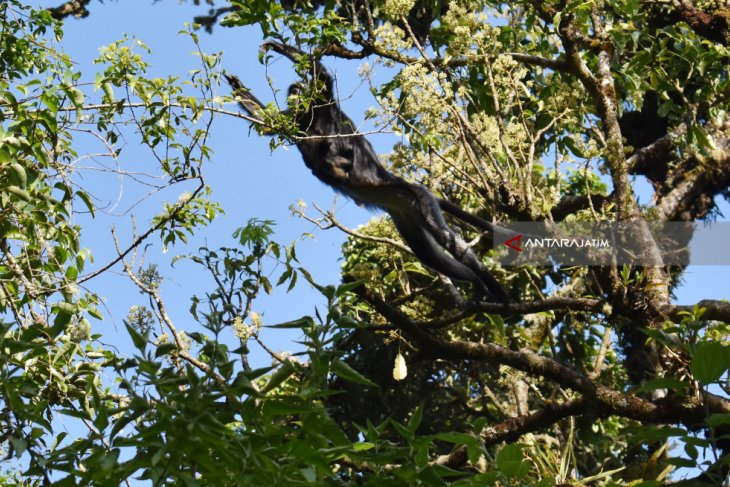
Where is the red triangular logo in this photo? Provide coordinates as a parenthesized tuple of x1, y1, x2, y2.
(504, 234, 522, 252)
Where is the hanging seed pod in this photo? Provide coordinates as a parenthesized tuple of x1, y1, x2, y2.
(393, 352, 407, 381)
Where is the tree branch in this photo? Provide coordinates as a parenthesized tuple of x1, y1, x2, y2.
(354, 283, 730, 426)
(645, 0, 730, 46)
(663, 300, 730, 323)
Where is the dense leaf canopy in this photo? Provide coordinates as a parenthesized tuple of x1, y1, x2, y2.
(1, 0, 730, 485)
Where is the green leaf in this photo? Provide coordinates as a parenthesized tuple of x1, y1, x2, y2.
(260, 361, 296, 393)
(299, 467, 316, 483)
(54, 301, 77, 315)
(239, 366, 275, 381)
(6, 185, 31, 202)
(231, 372, 261, 396)
(7, 163, 27, 187)
(666, 457, 697, 468)
(76, 190, 96, 217)
(88, 307, 103, 320)
(69, 86, 85, 107)
(352, 442, 374, 452)
(433, 431, 480, 446)
(632, 481, 662, 487)
(335, 279, 363, 297)
(10, 438, 27, 458)
(689, 125, 714, 151)
(102, 82, 116, 102)
(65, 266, 78, 280)
(155, 343, 178, 357)
(496, 443, 530, 478)
(451, 472, 499, 485)
(330, 359, 377, 387)
(636, 377, 689, 393)
(266, 317, 314, 329)
(407, 403, 424, 432)
(691, 342, 730, 384)
(94, 72, 103, 91)
(125, 322, 148, 351)
(707, 413, 730, 429)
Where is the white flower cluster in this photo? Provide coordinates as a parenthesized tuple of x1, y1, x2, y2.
(233, 313, 262, 341)
(67, 319, 91, 343)
(382, 0, 415, 19)
(491, 55, 529, 91)
(373, 22, 412, 54)
(469, 112, 502, 152)
(398, 63, 452, 132)
(442, 1, 501, 56)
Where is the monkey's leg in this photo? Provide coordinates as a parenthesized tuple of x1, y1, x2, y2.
(438, 199, 518, 242)
(437, 199, 496, 233)
(388, 211, 486, 291)
(411, 187, 511, 303)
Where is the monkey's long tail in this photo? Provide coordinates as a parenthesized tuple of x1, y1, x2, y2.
(476, 268, 512, 304)
(438, 199, 518, 242)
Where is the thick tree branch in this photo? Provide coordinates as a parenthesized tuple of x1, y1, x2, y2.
(433, 398, 588, 469)
(481, 398, 589, 445)
(626, 128, 683, 178)
(644, 0, 730, 46)
(551, 194, 609, 220)
(557, 9, 671, 313)
(654, 170, 706, 221)
(654, 133, 730, 221)
(415, 297, 601, 328)
(332, 35, 570, 73)
(663, 300, 730, 324)
(354, 284, 730, 425)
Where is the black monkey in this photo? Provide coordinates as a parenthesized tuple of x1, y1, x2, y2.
(620, 91, 671, 185)
(225, 42, 511, 303)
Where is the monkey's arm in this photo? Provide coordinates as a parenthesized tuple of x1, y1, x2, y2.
(223, 73, 272, 131)
(388, 196, 512, 304)
(261, 40, 304, 64)
(262, 41, 336, 96)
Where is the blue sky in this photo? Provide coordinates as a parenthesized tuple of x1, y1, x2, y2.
(32, 0, 400, 367)
(32, 0, 729, 370)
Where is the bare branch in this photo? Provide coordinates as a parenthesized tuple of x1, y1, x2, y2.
(78, 181, 206, 284)
(308, 202, 412, 254)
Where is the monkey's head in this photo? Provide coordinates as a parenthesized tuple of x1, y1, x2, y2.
(287, 82, 303, 98)
(287, 79, 326, 109)
(287, 81, 323, 122)
(285, 78, 329, 132)
(286, 82, 307, 111)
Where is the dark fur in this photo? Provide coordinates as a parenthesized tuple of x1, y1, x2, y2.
(225, 42, 510, 303)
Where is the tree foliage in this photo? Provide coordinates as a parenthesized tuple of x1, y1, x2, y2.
(1, 0, 730, 485)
